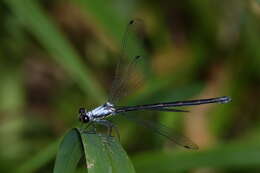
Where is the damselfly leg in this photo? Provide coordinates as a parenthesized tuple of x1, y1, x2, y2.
(95, 119, 120, 140)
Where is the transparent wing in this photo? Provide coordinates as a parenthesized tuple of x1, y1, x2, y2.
(108, 19, 146, 105)
(121, 113, 199, 150)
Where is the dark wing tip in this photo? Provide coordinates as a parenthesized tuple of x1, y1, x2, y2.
(184, 144, 199, 150)
(129, 20, 134, 25)
(173, 109, 189, 112)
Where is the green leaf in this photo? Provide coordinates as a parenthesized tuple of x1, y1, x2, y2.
(104, 136, 135, 173)
(54, 129, 83, 173)
(54, 128, 135, 173)
(80, 132, 112, 172)
(78, 129, 135, 173)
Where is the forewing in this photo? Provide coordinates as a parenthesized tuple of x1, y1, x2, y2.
(108, 19, 146, 105)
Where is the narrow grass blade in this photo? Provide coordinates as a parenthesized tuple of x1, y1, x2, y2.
(5, 0, 105, 103)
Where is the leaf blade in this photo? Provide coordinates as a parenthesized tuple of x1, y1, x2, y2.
(53, 129, 83, 173)
(79, 129, 135, 173)
(104, 137, 135, 173)
(80, 132, 112, 173)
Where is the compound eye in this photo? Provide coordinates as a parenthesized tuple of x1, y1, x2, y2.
(79, 108, 85, 114)
(83, 116, 89, 123)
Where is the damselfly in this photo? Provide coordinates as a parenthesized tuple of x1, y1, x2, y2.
(79, 20, 231, 149)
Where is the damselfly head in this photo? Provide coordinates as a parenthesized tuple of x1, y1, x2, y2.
(78, 108, 90, 123)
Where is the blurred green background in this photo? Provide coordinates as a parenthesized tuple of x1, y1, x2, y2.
(1, 0, 260, 172)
